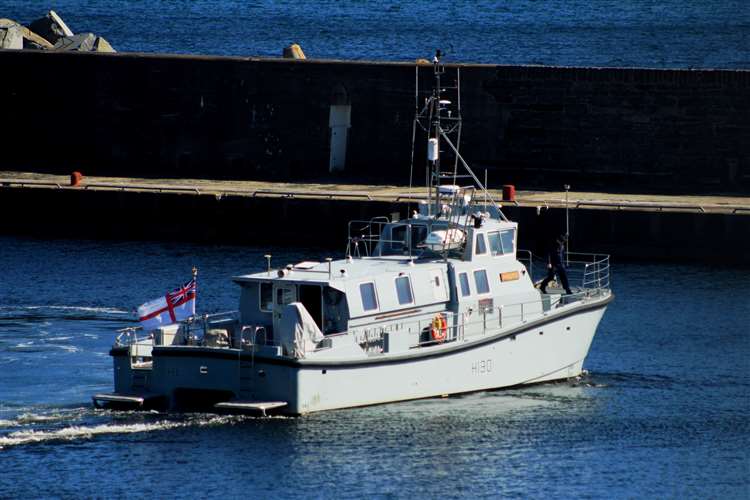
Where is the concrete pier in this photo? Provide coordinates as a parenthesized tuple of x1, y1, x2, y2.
(2, 172, 748, 263)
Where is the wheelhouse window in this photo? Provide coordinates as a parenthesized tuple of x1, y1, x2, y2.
(395, 276, 414, 305)
(411, 225, 428, 250)
(500, 229, 515, 254)
(389, 224, 407, 253)
(359, 282, 379, 311)
(475, 233, 487, 255)
(459, 272, 471, 297)
(379, 223, 430, 256)
(259, 282, 273, 311)
(488, 229, 515, 256)
(487, 232, 502, 256)
(474, 269, 490, 295)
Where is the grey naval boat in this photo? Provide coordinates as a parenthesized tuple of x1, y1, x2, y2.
(94, 54, 613, 415)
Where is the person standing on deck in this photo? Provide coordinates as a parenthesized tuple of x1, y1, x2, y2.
(540, 234, 572, 294)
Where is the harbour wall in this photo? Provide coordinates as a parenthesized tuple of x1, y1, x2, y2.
(1, 49, 748, 193)
(1, 187, 747, 263)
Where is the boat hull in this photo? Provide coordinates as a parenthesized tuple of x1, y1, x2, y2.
(113, 297, 609, 414)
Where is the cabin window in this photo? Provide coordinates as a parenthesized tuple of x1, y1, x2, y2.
(459, 272, 471, 297)
(488, 229, 516, 256)
(475, 233, 487, 255)
(488, 231, 502, 256)
(359, 282, 378, 311)
(395, 276, 414, 305)
(390, 224, 407, 253)
(500, 229, 515, 254)
(411, 225, 428, 250)
(275, 286, 295, 306)
(259, 282, 273, 311)
(474, 269, 490, 295)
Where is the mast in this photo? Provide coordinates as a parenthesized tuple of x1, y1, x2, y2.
(421, 50, 450, 217)
(414, 50, 508, 223)
(431, 50, 444, 216)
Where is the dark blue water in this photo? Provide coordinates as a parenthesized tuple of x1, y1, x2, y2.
(0, 235, 748, 498)
(2, 0, 749, 68)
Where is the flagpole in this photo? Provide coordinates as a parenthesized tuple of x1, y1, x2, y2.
(192, 266, 198, 322)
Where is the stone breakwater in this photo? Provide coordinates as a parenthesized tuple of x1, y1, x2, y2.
(0, 49, 747, 194)
(0, 10, 114, 52)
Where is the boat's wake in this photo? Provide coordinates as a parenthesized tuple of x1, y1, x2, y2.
(0, 420, 186, 448)
(3, 305, 130, 315)
(582, 371, 674, 389)
(0, 408, 283, 450)
(0, 410, 84, 428)
(0, 305, 132, 323)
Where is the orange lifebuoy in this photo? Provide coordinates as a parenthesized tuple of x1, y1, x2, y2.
(431, 313, 447, 343)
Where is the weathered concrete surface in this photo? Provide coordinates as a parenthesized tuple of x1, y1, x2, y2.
(0, 21, 22, 49)
(0, 50, 747, 193)
(92, 36, 115, 53)
(0, 172, 747, 263)
(53, 33, 97, 52)
(0, 18, 55, 50)
(283, 43, 305, 59)
(22, 28, 54, 50)
(28, 10, 73, 45)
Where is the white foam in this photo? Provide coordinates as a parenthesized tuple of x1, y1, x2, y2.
(51, 344, 80, 353)
(0, 305, 130, 315)
(9, 342, 37, 351)
(0, 421, 182, 448)
(16, 412, 82, 425)
(0, 414, 248, 448)
(0, 409, 86, 428)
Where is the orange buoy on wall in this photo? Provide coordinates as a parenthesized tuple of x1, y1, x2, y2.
(70, 171, 83, 186)
(502, 184, 515, 202)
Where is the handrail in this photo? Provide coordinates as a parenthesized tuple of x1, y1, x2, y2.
(114, 311, 240, 347)
(575, 200, 706, 213)
(519, 249, 611, 293)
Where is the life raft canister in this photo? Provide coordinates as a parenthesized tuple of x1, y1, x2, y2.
(431, 313, 447, 343)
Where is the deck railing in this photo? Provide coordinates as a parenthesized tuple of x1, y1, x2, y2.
(520, 250, 611, 293)
(114, 311, 240, 348)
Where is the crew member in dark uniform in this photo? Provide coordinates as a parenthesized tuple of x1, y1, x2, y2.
(540, 235, 572, 294)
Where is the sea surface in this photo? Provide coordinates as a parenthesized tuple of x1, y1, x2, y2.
(1, 0, 749, 68)
(0, 236, 748, 498)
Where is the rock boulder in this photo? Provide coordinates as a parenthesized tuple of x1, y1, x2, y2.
(0, 19, 54, 49)
(28, 10, 73, 45)
(0, 21, 22, 49)
(283, 43, 306, 59)
(93, 36, 115, 52)
(23, 28, 54, 49)
(53, 32, 96, 51)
